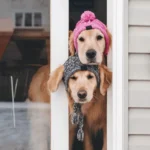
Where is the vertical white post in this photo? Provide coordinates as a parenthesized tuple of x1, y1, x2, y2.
(112, 0, 128, 150)
(107, 0, 128, 150)
(107, 0, 113, 149)
(50, 0, 69, 150)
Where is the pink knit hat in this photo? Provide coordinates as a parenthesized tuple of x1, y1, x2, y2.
(73, 11, 110, 55)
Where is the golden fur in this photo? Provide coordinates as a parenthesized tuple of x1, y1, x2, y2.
(28, 28, 112, 150)
(28, 65, 50, 103)
(48, 64, 112, 150)
(69, 29, 112, 64)
(28, 31, 73, 103)
(68, 71, 97, 103)
(28, 27, 112, 102)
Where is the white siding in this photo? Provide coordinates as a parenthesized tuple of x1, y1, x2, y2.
(129, 135, 150, 150)
(129, 27, 150, 53)
(129, 1, 150, 26)
(128, 0, 150, 149)
(129, 109, 150, 134)
(129, 81, 150, 107)
(129, 54, 150, 80)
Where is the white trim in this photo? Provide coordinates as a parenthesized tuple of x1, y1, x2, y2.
(107, 0, 113, 149)
(50, 0, 69, 150)
(107, 0, 128, 150)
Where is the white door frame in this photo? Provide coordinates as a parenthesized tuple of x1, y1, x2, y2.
(50, 0, 69, 150)
(107, 0, 128, 150)
(50, 0, 128, 150)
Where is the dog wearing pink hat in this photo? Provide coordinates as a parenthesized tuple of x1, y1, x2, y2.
(69, 11, 112, 65)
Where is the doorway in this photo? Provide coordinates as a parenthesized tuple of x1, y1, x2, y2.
(0, 0, 107, 149)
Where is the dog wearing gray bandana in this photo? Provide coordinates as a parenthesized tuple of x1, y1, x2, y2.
(48, 54, 112, 150)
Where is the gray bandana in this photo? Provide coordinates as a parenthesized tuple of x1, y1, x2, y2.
(63, 54, 100, 90)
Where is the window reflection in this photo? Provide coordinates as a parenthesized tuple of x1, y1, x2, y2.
(34, 13, 42, 27)
(15, 13, 23, 27)
(25, 13, 32, 27)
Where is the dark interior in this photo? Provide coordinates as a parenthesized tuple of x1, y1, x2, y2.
(70, 0, 106, 150)
(0, 36, 48, 102)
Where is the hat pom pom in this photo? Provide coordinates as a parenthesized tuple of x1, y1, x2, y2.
(81, 11, 96, 22)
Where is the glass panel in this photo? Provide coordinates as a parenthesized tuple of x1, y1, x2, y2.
(0, 104, 50, 150)
(25, 13, 32, 27)
(34, 13, 42, 27)
(15, 13, 23, 27)
(0, 3, 50, 150)
(0, 38, 50, 150)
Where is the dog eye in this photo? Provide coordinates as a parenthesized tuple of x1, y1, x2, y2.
(79, 37, 85, 42)
(70, 76, 77, 80)
(87, 74, 94, 79)
(97, 35, 103, 40)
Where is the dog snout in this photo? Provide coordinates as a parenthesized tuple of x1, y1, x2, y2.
(77, 90, 87, 99)
(86, 49, 96, 59)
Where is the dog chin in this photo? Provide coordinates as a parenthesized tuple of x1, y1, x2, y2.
(75, 99, 92, 104)
(78, 101, 88, 104)
(88, 60, 102, 65)
(84, 59, 101, 65)
(87, 62, 97, 65)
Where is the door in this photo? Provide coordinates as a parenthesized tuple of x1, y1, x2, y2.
(51, 0, 108, 150)
(51, 0, 129, 150)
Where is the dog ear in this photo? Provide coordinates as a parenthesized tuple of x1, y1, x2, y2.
(47, 65, 64, 92)
(99, 65, 112, 96)
(69, 31, 75, 56)
(106, 28, 112, 49)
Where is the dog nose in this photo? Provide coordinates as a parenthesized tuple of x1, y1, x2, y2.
(86, 49, 96, 59)
(77, 90, 87, 99)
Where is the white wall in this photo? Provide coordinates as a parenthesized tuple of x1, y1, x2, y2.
(128, 0, 150, 150)
(0, 0, 50, 31)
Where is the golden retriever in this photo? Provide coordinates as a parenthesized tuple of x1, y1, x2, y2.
(69, 29, 112, 65)
(48, 64, 112, 150)
(28, 65, 50, 103)
(28, 24, 112, 102)
(28, 29, 73, 103)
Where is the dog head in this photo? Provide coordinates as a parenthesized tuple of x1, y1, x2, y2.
(69, 11, 112, 64)
(48, 65, 112, 103)
(69, 28, 112, 65)
(68, 70, 97, 103)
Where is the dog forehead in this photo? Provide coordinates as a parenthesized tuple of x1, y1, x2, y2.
(72, 70, 93, 77)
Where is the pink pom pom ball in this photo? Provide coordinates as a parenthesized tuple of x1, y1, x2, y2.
(81, 11, 96, 22)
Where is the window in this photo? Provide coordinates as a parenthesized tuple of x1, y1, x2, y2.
(25, 13, 32, 27)
(15, 13, 23, 27)
(1, 10, 49, 150)
(15, 12, 42, 28)
(34, 13, 42, 27)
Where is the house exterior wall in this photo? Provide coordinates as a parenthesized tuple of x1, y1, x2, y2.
(128, 0, 150, 149)
(0, 0, 50, 31)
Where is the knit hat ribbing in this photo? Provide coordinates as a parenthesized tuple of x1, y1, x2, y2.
(73, 11, 110, 55)
(63, 54, 100, 90)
